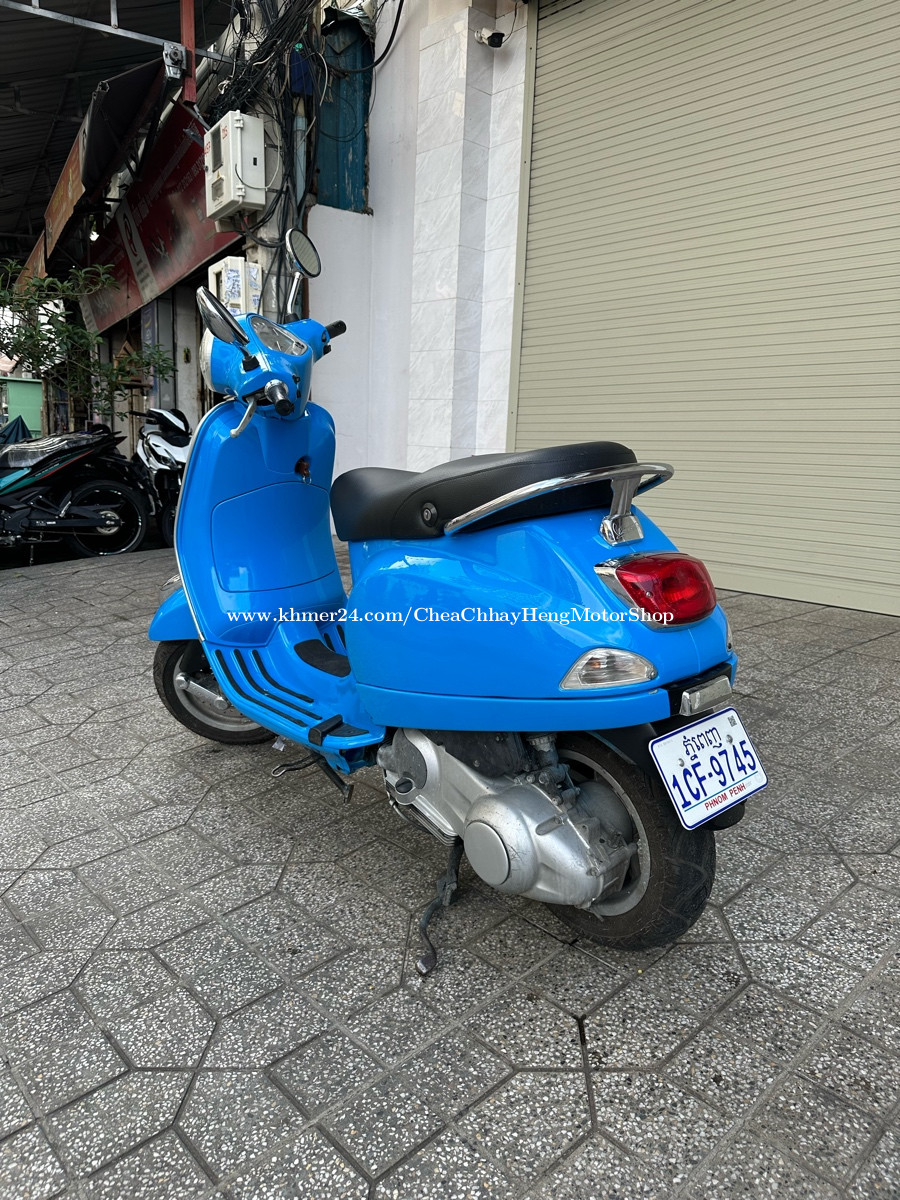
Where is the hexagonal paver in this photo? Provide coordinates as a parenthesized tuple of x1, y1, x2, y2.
(1, 553, 899, 1200)
(457, 1071, 591, 1183)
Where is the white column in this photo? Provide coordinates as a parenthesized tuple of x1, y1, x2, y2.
(407, 3, 526, 470)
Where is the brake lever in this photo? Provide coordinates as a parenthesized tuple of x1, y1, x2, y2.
(229, 395, 257, 438)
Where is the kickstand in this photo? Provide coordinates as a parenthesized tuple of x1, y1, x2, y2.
(271, 756, 316, 778)
(415, 838, 464, 978)
(271, 754, 354, 803)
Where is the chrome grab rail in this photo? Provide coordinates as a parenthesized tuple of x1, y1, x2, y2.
(443, 461, 674, 537)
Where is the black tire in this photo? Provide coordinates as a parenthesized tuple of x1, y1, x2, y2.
(153, 639, 275, 745)
(64, 479, 148, 557)
(553, 733, 715, 950)
(159, 503, 176, 548)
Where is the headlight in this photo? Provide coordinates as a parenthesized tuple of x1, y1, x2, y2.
(560, 648, 657, 690)
(199, 329, 216, 390)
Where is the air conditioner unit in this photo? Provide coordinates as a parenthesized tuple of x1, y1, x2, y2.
(208, 256, 262, 318)
(203, 111, 266, 219)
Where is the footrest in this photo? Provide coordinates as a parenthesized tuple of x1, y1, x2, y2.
(295, 640, 352, 678)
(309, 715, 361, 745)
(205, 633, 384, 767)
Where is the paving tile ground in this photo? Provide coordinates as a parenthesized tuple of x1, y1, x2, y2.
(0, 548, 898, 1199)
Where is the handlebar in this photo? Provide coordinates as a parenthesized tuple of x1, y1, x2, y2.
(325, 321, 347, 340)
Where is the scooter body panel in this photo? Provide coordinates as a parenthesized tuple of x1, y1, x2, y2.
(172, 387, 383, 770)
(343, 507, 734, 729)
(355, 681, 674, 731)
(174, 397, 345, 647)
(156, 302, 732, 767)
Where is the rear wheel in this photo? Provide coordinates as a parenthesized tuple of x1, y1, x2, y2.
(64, 479, 148, 557)
(153, 639, 274, 744)
(553, 734, 715, 950)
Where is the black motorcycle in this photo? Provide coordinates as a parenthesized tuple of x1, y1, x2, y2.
(0, 428, 149, 557)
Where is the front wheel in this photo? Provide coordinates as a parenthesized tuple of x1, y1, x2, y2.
(159, 502, 177, 548)
(153, 640, 274, 745)
(553, 734, 715, 950)
(64, 479, 148, 557)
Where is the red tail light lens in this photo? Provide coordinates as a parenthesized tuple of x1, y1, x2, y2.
(613, 553, 717, 626)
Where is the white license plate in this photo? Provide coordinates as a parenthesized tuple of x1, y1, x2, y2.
(649, 707, 767, 830)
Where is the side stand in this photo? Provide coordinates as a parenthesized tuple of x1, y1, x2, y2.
(271, 753, 354, 803)
(415, 838, 464, 978)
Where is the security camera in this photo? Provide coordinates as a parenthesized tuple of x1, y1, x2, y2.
(475, 27, 506, 48)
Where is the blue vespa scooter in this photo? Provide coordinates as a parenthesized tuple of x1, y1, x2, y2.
(150, 229, 767, 970)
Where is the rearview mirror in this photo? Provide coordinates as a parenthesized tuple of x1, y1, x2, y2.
(196, 287, 250, 346)
(285, 229, 322, 278)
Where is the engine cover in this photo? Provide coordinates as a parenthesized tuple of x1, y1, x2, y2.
(378, 729, 629, 908)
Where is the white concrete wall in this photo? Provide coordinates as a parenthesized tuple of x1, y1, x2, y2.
(309, 0, 428, 478)
(478, 8, 526, 455)
(309, 0, 527, 477)
(307, 205, 373, 474)
(173, 285, 201, 430)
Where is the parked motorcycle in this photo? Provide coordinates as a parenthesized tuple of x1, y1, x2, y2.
(149, 229, 767, 972)
(0, 427, 148, 557)
(129, 407, 192, 547)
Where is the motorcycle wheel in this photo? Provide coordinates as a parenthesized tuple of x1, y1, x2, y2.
(153, 639, 274, 745)
(64, 479, 148, 557)
(159, 503, 176, 548)
(552, 733, 715, 950)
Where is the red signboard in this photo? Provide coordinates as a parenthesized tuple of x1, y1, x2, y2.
(17, 235, 46, 287)
(44, 128, 86, 258)
(84, 104, 239, 332)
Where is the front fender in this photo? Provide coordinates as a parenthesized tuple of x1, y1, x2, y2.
(148, 587, 197, 642)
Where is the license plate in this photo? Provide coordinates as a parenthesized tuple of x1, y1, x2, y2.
(649, 707, 767, 830)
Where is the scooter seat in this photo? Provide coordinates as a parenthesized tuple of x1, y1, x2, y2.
(0, 431, 100, 473)
(331, 441, 637, 541)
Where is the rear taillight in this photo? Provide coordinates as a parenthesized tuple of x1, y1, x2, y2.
(611, 552, 717, 626)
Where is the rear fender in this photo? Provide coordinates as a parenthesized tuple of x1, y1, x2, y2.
(589, 721, 745, 830)
(591, 723, 665, 775)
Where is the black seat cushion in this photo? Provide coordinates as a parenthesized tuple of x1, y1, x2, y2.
(331, 441, 637, 541)
(0, 431, 98, 474)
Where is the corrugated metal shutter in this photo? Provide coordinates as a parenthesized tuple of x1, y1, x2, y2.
(513, 0, 900, 614)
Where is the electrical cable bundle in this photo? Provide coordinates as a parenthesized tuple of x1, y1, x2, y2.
(201, 1, 405, 320)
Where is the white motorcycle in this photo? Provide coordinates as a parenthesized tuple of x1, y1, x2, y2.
(130, 407, 191, 547)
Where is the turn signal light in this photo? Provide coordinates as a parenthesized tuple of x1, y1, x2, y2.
(614, 552, 717, 625)
(560, 648, 657, 690)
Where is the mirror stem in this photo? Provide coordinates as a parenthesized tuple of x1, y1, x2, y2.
(286, 271, 302, 322)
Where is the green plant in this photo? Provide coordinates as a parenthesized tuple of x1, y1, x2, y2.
(0, 260, 174, 426)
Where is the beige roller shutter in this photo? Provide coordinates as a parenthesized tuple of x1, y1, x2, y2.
(511, 0, 900, 614)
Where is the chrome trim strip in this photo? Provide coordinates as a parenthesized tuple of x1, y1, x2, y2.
(679, 674, 733, 717)
(443, 462, 674, 535)
(594, 559, 642, 619)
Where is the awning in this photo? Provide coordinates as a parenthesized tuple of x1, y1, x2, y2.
(81, 60, 166, 196)
(41, 58, 168, 262)
(82, 103, 240, 333)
